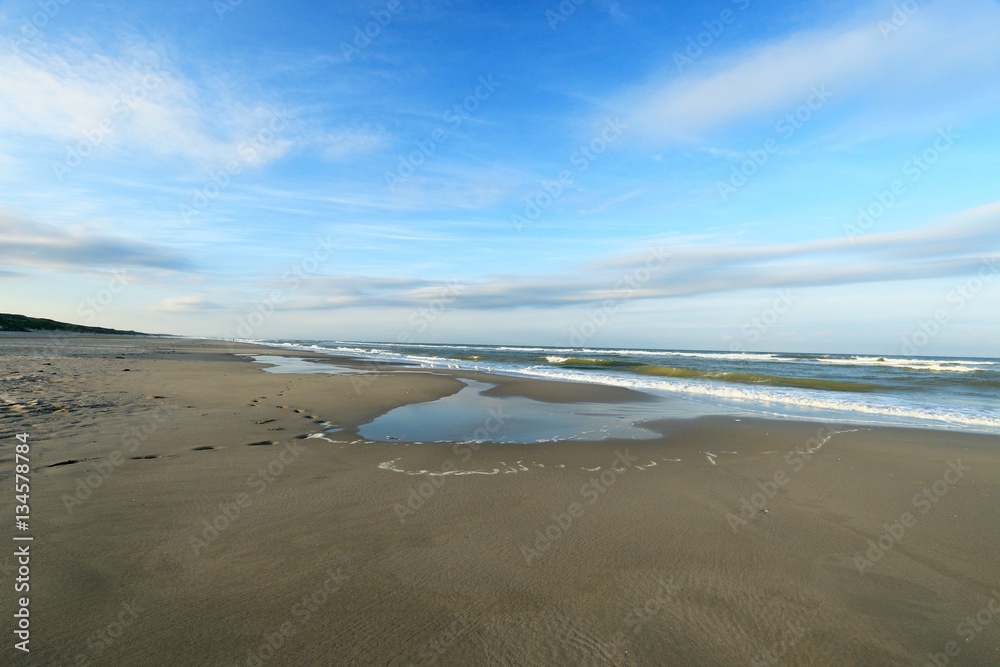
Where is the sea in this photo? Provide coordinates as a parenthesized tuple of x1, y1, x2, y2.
(242, 340, 1000, 435)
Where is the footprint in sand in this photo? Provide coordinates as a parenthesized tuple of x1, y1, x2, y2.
(46, 459, 82, 468)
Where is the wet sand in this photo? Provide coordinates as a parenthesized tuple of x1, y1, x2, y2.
(1, 333, 998, 666)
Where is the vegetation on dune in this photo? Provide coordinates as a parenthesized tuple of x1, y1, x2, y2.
(0, 313, 145, 335)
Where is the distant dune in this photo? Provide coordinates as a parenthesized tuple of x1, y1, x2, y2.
(0, 313, 145, 335)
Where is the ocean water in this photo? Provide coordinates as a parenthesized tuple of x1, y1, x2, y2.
(246, 340, 1000, 434)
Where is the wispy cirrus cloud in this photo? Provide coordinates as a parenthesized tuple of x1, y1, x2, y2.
(616, 0, 1000, 144)
(320, 125, 389, 160)
(275, 202, 1000, 311)
(0, 41, 293, 168)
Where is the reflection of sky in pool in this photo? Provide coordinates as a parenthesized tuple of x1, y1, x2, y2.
(358, 379, 663, 443)
(242, 355, 360, 374)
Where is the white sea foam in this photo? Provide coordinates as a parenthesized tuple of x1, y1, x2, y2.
(807, 356, 995, 373)
(517, 366, 1000, 432)
(606, 349, 781, 361)
(225, 339, 1000, 433)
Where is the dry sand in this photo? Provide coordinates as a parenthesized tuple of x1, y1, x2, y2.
(1, 334, 998, 666)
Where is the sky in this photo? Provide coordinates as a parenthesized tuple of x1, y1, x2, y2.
(1, 0, 999, 356)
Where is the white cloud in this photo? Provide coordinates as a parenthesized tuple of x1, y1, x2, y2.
(0, 42, 294, 167)
(0, 209, 193, 272)
(618, 0, 1000, 143)
(158, 296, 223, 312)
(280, 202, 1000, 311)
(321, 125, 388, 160)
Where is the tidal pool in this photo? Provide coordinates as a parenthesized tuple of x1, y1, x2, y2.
(358, 379, 663, 443)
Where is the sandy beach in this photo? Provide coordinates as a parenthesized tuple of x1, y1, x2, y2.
(1, 333, 998, 666)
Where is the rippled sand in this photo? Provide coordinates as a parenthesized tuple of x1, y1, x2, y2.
(2, 333, 998, 666)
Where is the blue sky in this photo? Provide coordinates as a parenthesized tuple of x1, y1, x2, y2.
(1, 0, 999, 355)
